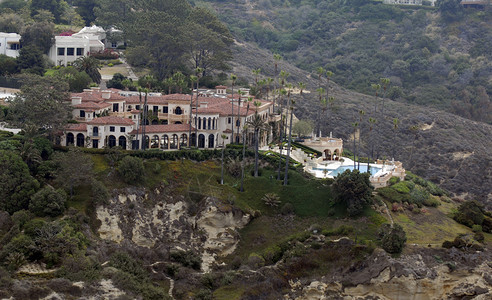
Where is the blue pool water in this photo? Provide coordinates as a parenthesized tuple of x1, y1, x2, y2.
(313, 165, 381, 176)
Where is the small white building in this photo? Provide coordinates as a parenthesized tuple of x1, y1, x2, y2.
(0, 32, 21, 58)
(48, 35, 91, 66)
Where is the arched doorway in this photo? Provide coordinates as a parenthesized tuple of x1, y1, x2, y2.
(208, 134, 214, 148)
(198, 134, 205, 148)
(170, 134, 178, 149)
(161, 135, 169, 149)
(175, 106, 183, 115)
(66, 133, 74, 146)
(190, 133, 196, 147)
(151, 135, 159, 148)
(76, 133, 85, 147)
(333, 149, 340, 160)
(118, 136, 127, 149)
(108, 135, 116, 148)
(180, 134, 187, 148)
(324, 149, 332, 161)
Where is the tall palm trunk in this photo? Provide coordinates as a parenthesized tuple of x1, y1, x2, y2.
(136, 89, 142, 149)
(254, 128, 259, 177)
(230, 75, 236, 143)
(195, 78, 199, 146)
(188, 77, 196, 148)
(284, 105, 294, 186)
(240, 101, 251, 191)
(142, 91, 148, 150)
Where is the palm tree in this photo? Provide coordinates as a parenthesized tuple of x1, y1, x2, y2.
(230, 74, 237, 143)
(367, 117, 376, 171)
(358, 110, 365, 170)
(136, 86, 143, 149)
(240, 97, 252, 192)
(317, 87, 326, 137)
(248, 100, 267, 177)
(164, 77, 174, 94)
(352, 121, 359, 169)
(392, 118, 399, 160)
(194, 68, 203, 146)
(325, 70, 333, 97)
(316, 67, 325, 90)
(371, 83, 381, 158)
(237, 90, 246, 143)
(189, 75, 197, 147)
(284, 82, 304, 185)
(173, 71, 187, 93)
(265, 77, 274, 103)
(380, 78, 390, 119)
(252, 68, 261, 95)
(220, 134, 227, 185)
(273, 54, 282, 113)
(277, 88, 287, 180)
(73, 56, 101, 84)
(141, 88, 149, 150)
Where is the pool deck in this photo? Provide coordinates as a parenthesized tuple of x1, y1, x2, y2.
(262, 145, 406, 188)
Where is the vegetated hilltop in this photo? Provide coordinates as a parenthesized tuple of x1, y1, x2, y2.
(227, 40, 492, 208)
(198, 0, 492, 124)
(0, 128, 490, 298)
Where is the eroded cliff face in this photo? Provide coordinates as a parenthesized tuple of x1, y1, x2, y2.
(95, 187, 250, 272)
(286, 247, 492, 300)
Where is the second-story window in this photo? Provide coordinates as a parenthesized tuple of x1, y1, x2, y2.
(120, 127, 125, 133)
(76, 48, 83, 56)
(228, 117, 231, 124)
(110, 126, 115, 132)
(58, 48, 65, 55)
(67, 48, 74, 56)
(163, 106, 168, 113)
(79, 110, 85, 118)
(175, 106, 183, 115)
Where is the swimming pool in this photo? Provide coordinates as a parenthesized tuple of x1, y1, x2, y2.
(313, 165, 381, 176)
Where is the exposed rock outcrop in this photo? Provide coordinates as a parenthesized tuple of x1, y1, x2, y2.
(95, 188, 250, 272)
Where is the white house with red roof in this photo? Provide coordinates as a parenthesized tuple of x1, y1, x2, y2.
(62, 86, 275, 150)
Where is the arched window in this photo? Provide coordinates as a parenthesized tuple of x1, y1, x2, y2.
(143, 136, 150, 150)
(236, 119, 240, 127)
(92, 126, 98, 137)
(198, 134, 205, 148)
(180, 134, 187, 147)
(208, 118, 211, 130)
(208, 134, 214, 148)
(198, 117, 201, 129)
(108, 135, 116, 148)
(175, 106, 183, 115)
(118, 136, 127, 149)
(151, 135, 159, 148)
(170, 134, 178, 149)
(191, 133, 196, 147)
(202, 118, 206, 129)
(76, 133, 85, 147)
(161, 135, 169, 149)
(66, 133, 74, 146)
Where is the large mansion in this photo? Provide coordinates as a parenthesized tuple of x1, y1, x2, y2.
(62, 87, 276, 150)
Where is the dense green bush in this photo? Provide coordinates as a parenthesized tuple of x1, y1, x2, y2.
(28, 186, 67, 217)
(453, 201, 486, 229)
(117, 156, 144, 184)
(378, 224, 407, 254)
(170, 250, 202, 270)
(332, 170, 373, 216)
(392, 182, 410, 194)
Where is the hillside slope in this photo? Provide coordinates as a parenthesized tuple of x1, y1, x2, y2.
(199, 0, 492, 124)
(229, 41, 492, 207)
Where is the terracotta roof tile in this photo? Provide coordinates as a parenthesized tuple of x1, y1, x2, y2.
(88, 116, 134, 125)
(129, 124, 194, 135)
(66, 123, 87, 131)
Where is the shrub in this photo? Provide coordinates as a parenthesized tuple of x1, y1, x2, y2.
(332, 170, 373, 217)
(262, 193, 281, 207)
(392, 182, 410, 194)
(117, 156, 144, 184)
(29, 186, 67, 217)
(281, 203, 295, 215)
(423, 196, 440, 207)
(378, 224, 407, 254)
(388, 176, 400, 185)
(453, 201, 485, 228)
(410, 186, 430, 207)
(471, 224, 482, 232)
(170, 250, 202, 270)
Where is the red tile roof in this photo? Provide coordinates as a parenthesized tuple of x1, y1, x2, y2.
(88, 116, 134, 125)
(74, 102, 111, 109)
(66, 123, 87, 131)
(129, 124, 194, 135)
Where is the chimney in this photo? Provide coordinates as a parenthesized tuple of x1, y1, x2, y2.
(200, 102, 208, 108)
(91, 87, 101, 91)
(83, 89, 92, 92)
(101, 90, 111, 99)
(72, 97, 82, 105)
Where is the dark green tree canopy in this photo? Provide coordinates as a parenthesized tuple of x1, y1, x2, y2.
(20, 21, 55, 54)
(95, 0, 233, 79)
(332, 169, 373, 216)
(29, 185, 67, 217)
(8, 74, 71, 138)
(0, 150, 40, 214)
(378, 223, 407, 254)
